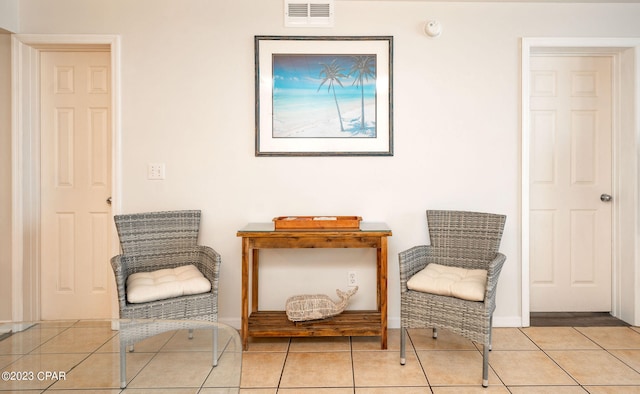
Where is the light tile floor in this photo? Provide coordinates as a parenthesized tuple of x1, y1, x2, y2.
(242, 326, 640, 393)
(0, 320, 241, 393)
(3, 322, 640, 392)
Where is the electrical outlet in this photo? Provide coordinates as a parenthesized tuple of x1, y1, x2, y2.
(348, 271, 357, 287)
(148, 163, 165, 180)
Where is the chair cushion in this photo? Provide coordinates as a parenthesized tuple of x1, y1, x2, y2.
(406, 263, 487, 301)
(126, 265, 211, 304)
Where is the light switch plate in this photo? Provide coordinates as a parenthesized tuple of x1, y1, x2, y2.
(148, 163, 165, 180)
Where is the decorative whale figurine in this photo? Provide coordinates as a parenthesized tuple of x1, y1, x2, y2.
(285, 286, 359, 322)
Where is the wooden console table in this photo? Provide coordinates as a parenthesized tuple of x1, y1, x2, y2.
(237, 222, 392, 350)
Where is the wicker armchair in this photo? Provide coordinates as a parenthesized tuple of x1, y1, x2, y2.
(399, 210, 506, 387)
(110, 210, 221, 387)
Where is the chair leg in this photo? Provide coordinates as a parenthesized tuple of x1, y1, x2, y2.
(490, 315, 494, 351)
(433, 327, 438, 339)
(119, 343, 127, 388)
(482, 344, 489, 387)
(483, 315, 494, 387)
(400, 327, 406, 365)
(212, 326, 218, 367)
(188, 328, 194, 339)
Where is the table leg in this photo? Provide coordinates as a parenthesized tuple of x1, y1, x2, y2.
(379, 236, 388, 350)
(252, 249, 259, 313)
(241, 238, 249, 350)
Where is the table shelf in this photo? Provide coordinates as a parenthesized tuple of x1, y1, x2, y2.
(237, 222, 392, 350)
(248, 310, 382, 338)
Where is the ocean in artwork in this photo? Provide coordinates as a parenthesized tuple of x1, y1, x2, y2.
(272, 54, 377, 138)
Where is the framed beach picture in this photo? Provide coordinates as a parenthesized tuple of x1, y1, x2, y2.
(254, 36, 393, 156)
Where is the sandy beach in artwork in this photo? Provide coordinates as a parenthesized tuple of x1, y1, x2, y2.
(273, 95, 376, 138)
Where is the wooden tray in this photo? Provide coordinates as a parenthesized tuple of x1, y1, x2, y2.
(273, 216, 362, 230)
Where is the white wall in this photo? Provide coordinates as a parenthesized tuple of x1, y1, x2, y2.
(0, 0, 18, 324)
(0, 0, 18, 32)
(6, 0, 640, 327)
(0, 33, 12, 321)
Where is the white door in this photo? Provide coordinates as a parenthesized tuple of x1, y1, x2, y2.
(529, 55, 613, 312)
(40, 50, 113, 319)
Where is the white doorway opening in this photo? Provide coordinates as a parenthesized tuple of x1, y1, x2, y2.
(11, 34, 122, 322)
(521, 37, 640, 327)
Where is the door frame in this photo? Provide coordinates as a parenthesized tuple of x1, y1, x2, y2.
(11, 34, 121, 322)
(521, 37, 640, 326)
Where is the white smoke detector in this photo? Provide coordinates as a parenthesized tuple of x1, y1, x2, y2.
(284, 0, 334, 27)
(424, 20, 442, 38)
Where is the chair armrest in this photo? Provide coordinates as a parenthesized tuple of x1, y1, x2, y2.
(195, 245, 222, 295)
(398, 245, 431, 293)
(484, 252, 507, 305)
(110, 254, 128, 311)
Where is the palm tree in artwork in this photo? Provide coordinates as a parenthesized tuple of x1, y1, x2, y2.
(349, 56, 376, 130)
(318, 59, 347, 131)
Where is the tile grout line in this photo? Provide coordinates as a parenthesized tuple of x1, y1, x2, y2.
(600, 327, 640, 376)
(349, 337, 356, 393)
(275, 337, 292, 391)
(406, 330, 436, 393)
(517, 326, 583, 388)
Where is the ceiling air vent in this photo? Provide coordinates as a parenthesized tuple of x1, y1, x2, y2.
(284, 0, 334, 27)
